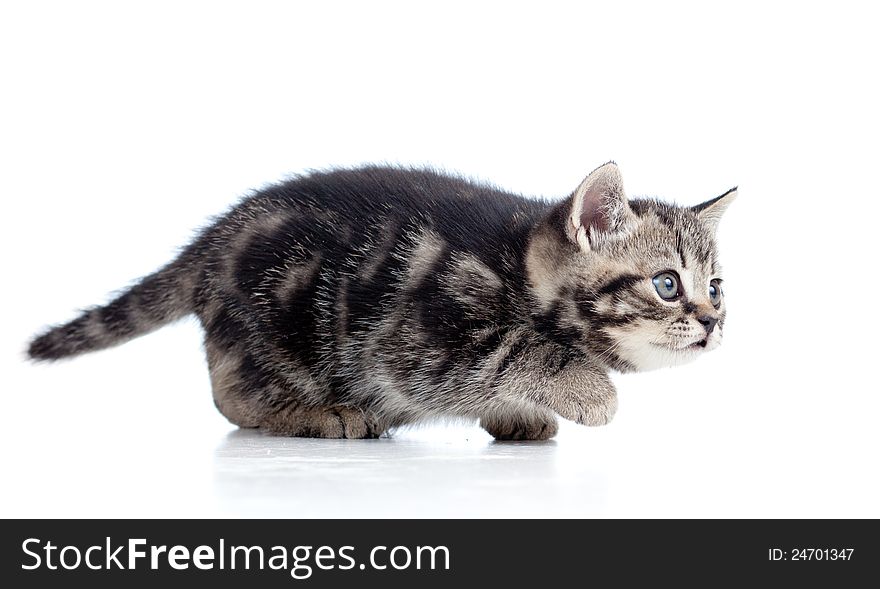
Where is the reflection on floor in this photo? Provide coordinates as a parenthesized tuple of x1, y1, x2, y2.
(213, 425, 606, 518)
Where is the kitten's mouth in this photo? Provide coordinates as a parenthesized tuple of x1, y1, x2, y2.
(655, 339, 708, 352)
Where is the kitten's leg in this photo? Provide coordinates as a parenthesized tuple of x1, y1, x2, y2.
(538, 373, 618, 427)
(209, 350, 386, 438)
(206, 342, 263, 429)
(497, 354, 618, 427)
(259, 404, 387, 439)
(481, 409, 558, 441)
(204, 330, 387, 438)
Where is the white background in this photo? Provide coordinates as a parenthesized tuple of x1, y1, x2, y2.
(2, 1, 878, 517)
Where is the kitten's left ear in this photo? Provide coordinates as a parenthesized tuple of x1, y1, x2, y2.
(566, 162, 637, 251)
(693, 187, 737, 232)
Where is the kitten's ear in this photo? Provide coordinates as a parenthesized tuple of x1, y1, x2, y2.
(565, 162, 635, 251)
(692, 187, 737, 232)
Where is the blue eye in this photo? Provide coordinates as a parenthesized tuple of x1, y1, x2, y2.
(652, 272, 680, 300)
(709, 279, 722, 306)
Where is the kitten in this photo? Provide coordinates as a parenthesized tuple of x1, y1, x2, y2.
(28, 162, 735, 440)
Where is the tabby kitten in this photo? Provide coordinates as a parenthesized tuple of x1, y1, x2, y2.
(29, 162, 735, 440)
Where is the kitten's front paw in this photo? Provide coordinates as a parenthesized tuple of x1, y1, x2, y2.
(553, 392, 618, 427)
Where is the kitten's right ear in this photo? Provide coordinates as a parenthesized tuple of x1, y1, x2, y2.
(564, 162, 635, 251)
(693, 187, 737, 232)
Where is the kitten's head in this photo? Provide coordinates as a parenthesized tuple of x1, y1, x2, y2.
(525, 162, 736, 372)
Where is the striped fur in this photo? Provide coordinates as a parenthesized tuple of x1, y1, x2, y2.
(28, 163, 735, 439)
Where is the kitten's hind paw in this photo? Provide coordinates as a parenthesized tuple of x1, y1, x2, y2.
(259, 405, 387, 439)
(481, 412, 558, 441)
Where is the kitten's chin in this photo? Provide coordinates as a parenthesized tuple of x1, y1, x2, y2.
(610, 333, 721, 372)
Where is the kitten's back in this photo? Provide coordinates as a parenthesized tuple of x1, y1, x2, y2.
(27, 166, 547, 362)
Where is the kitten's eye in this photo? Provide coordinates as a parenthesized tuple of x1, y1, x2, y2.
(652, 271, 681, 300)
(709, 279, 722, 306)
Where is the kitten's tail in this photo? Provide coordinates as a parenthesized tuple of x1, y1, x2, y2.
(27, 256, 198, 361)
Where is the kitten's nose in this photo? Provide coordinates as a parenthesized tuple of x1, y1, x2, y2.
(698, 315, 718, 335)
